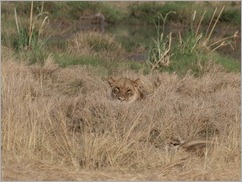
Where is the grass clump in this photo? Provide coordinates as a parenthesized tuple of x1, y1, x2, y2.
(2, 58, 240, 180)
(146, 12, 174, 71)
(66, 31, 126, 61)
(146, 6, 240, 76)
(10, 2, 50, 65)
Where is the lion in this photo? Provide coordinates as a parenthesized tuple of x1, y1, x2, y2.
(107, 77, 144, 103)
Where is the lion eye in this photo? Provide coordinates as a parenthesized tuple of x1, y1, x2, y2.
(114, 87, 120, 93)
(127, 90, 132, 94)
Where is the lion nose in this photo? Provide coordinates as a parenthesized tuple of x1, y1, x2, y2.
(118, 97, 125, 101)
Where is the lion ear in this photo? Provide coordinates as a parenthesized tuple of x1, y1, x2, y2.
(133, 78, 141, 87)
(107, 77, 116, 87)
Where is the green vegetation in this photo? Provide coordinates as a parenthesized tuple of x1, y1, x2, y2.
(54, 54, 104, 68)
(145, 6, 240, 76)
(215, 54, 241, 72)
(127, 1, 241, 25)
(1, 1, 240, 76)
(4, 2, 50, 64)
(53, 53, 146, 76)
(220, 8, 241, 25)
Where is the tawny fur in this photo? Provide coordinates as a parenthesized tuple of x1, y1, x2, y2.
(107, 77, 144, 103)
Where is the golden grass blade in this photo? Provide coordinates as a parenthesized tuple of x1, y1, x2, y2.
(14, 7, 20, 34)
(195, 10, 206, 37)
(205, 7, 217, 38)
(28, 1, 34, 46)
(206, 6, 225, 44)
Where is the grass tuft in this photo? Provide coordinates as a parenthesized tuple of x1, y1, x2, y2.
(2, 58, 240, 180)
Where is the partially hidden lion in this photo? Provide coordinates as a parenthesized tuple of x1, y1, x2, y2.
(107, 77, 144, 103)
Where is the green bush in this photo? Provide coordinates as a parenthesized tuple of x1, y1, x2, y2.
(220, 9, 241, 24)
(13, 27, 30, 51)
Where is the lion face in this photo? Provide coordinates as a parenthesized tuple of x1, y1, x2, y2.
(107, 77, 143, 103)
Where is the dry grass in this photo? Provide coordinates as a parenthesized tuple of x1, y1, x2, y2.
(1, 55, 240, 180)
(67, 31, 126, 61)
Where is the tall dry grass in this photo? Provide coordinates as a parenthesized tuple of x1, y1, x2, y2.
(67, 31, 126, 61)
(1, 56, 240, 180)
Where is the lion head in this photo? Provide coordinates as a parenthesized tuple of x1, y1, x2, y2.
(107, 77, 144, 103)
